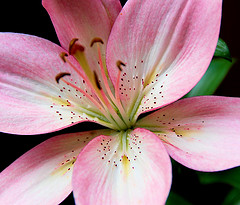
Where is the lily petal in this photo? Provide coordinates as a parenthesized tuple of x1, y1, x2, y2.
(72, 128, 172, 205)
(43, 0, 122, 97)
(0, 33, 107, 135)
(42, 0, 122, 50)
(107, 0, 222, 117)
(137, 96, 240, 171)
(0, 130, 112, 205)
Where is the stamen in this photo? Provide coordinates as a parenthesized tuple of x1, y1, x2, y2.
(114, 61, 131, 125)
(116, 60, 126, 71)
(115, 67, 122, 102)
(63, 56, 111, 115)
(90, 37, 104, 47)
(60, 52, 68, 63)
(93, 39, 116, 100)
(90, 37, 130, 127)
(68, 39, 95, 87)
(59, 53, 93, 89)
(99, 88, 128, 130)
(55, 72, 71, 84)
(55, 69, 125, 129)
(55, 72, 109, 116)
(57, 38, 132, 130)
(90, 41, 130, 129)
(60, 78, 103, 110)
(69, 38, 85, 55)
(93, 71, 102, 90)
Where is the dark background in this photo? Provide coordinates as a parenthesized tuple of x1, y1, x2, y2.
(1, 0, 240, 204)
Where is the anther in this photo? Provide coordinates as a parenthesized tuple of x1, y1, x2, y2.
(69, 38, 85, 55)
(116, 60, 126, 71)
(55, 72, 71, 84)
(90, 37, 104, 47)
(93, 71, 102, 90)
(60, 52, 68, 63)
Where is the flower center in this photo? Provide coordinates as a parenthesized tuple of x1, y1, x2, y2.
(56, 38, 133, 131)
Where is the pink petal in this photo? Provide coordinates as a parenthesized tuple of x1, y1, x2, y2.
(106, 0, 222, 117)
(42, 0, 122, 50)
(0, 130, 112, 205)
(72, 128, 172, 205)
(43, 0, 122, 100)
(0, 33, 109, 134)
(137, 96, 240, 172)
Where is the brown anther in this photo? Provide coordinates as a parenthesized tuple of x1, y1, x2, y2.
(60, 52, 68, 63)
(116, 60, 126, 71)
(69, 38, 85, 55)
(90, 37, 104, 47)
(55, 72, 71, 84)
(93, 71, 102, 90)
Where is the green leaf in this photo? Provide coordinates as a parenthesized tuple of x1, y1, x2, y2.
(184, 58, 236, 98)
(166, 192, 192, 205)
(197, 166, 240, 190)
(214, 38, 232, 62)
(222, 188, 240, 205)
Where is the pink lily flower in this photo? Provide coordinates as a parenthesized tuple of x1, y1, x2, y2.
(1, 0, 240, 204)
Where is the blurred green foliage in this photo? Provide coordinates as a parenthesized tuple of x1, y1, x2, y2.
(185, 38, 235, 98)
